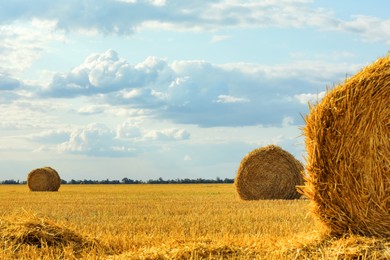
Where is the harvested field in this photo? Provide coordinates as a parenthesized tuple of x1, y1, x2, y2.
(0, 184, 388, 259)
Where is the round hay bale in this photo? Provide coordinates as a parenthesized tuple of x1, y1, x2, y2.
(27, 167, 61, 192)
(235, 145, 304, 200)
(302, 55, 390, 237)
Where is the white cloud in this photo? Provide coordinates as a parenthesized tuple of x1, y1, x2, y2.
(214, 95, 249, 104)
(0, 1, 389, 44)
(222, 60, 362, 83)
(0, 99, 64, 130)
(211, 34, 231, 43)
(115, 120, 143, 139)
(40, 50, 362, 127)
(32, 145, 51, 153)
(45, 50, 172, 97)
(282, 116, 294, 127)
(30, 129, 70, 143)
(77, 104, 108, 115)
(115, 0, 137, 3)
(0, 21, 65, 77)
(58, 123, 138, 157)
(294, 91, 326, 104)
(144, 128, 190, 141)
(149, 0, 166, 7)
(342, 16, 390, 44)
(44, 121, 191, 157)
(120, 89, 143, 99)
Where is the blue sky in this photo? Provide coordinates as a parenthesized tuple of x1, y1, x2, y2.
(1, 0, 389, 181)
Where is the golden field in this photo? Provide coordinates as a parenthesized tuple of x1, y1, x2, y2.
(0, 184, 388, 259)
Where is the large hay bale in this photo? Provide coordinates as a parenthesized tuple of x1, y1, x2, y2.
(302, 55, 390, 237)
(235, 145, 304, 200)
(27, 167, 61, 192)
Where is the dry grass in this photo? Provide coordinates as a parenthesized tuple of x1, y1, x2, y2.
(303, 55, 390, 237)
(235, 145, 304, 200)
(0, 211, 107, 258)
(275, 233, 390, 260)
(0, 184, 388, 259)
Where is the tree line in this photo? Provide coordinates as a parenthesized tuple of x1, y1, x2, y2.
(0, 177, 234, 185)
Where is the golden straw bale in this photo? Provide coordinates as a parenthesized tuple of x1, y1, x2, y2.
(27, 167, 61, 192)
(302, 55, 390, 237)
(235, 145, 304, 200)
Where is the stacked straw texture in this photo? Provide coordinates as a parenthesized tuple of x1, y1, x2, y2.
(0, 212, 103, 256)
(235, 145, 304, 200)
(27, 167, 61, 192)
(303, 55, 390, 237)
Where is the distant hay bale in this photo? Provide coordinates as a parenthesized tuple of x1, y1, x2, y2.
(302, 55, 390, 237)
(235, 145, 304, 200)
(27, 167, 61, 192)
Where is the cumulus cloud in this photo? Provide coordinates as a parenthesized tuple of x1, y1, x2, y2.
(115, 120, 143, 139)
(27, 121, 190, 157)
(116, 120, 190, 141)
(45, 50, 129, 96)
(43, 49, 172, 97)
(144, 128, 190, 141)
(41, 50, 360, 127)
(58, 123, 138, 157)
